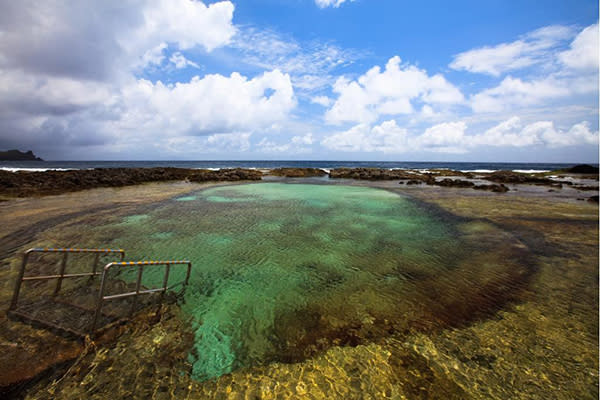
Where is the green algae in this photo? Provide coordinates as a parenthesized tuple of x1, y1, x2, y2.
(90, 183, 521, 381)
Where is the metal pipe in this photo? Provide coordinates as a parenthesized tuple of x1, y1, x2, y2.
(162, 264, 171, 291)
(91, 263, 113, 332)
(9, 251, 30, 311)
(91, 253, 100, 276)
(22, 272, 102, 281)
(53, 252, 69, 296)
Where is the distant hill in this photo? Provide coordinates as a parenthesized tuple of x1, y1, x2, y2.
(0, 150, 44, 161)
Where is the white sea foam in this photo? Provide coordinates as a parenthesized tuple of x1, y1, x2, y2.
(513, 169, 550, 174)
(460, 169, 496, 173)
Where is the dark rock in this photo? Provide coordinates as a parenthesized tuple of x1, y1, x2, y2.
(483, 170, 554, 185)
(436, 179, 475, 188)
(0, 168, 262, 197)
(572, 185, 599, 191)
(588, 195, 599, 203)
(565, 164, 599, 174)
(269, 168, 327, 177)
(0, 149, 43, 161)
(473, 184, 509, 193)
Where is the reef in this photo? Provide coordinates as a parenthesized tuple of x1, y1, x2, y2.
(268, 168, 327, 177)
(0, 168, 262, 197)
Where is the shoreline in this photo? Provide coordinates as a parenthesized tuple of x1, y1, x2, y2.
(0, 166, 597, 199)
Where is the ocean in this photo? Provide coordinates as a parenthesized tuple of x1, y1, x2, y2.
(0, 160, 592, 173)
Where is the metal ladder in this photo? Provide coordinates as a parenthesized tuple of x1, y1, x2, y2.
(8, 247, 192, 338)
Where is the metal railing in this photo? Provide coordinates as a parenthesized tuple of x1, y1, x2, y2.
(9, 247, 193, 336)
(9, 247, 126, 311)
(91, 260, 192, 332)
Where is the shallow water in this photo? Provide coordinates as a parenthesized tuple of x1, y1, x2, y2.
(83, 182, 533, 381)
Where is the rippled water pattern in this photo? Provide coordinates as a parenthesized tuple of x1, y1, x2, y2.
(95, 183, 528, 381)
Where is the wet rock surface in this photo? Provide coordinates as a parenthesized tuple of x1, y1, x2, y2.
(0, 168, 262, 197)
(0, 180, 597, 399)
(268, 168, 327, 177)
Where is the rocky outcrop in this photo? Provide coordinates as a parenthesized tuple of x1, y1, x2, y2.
(0, 150, 43, 161)
(482, 170, 554, 185)
(269, 168, 327, 177)
(0, 168, 262, 197)
(564, 164, 599, 174)
(187, 168, 262, 182)
(473, 183, 509, 193)
(330, 168, 435, 183)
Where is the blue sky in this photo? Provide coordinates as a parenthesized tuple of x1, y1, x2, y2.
(0, 0, 597, 161)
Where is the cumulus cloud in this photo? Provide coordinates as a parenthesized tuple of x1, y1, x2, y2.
(116, 70, 295, 137)
(315, 0, 354, 8)
(558, 23, 599, 71)
(470, 76, 571, 113)
(311, 96, 333, 107)
(473, 117, 598, 148)
(325, 56, 464, 124)
(321, 118, 598, 154)
(417, 121, 468, 153)
(450, 25, 575, 76)
(321, 120, 409, 152)
(0, 1, 302, 157)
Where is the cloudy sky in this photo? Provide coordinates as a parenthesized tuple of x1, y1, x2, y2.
(0, 0, 597, 161)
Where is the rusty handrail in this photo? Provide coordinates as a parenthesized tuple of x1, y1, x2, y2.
(9, 247, 126, 311)
(91, 260, 192, 332)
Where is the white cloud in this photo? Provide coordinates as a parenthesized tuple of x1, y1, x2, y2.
(315, 0, 354, 8)
(129, 0, 235, 68)
(311, 96, 333, 107)
(470, 76, 571, 113)
(291, 133, 314, 145)
(473, 117, 598, 148)
(321, 120, 409, 152)
(117, 70, 295, 137)
(321, 118, 598, 154)
(326, 56, 464, 124)
(417, 121, 468, 153)
(256, 138, 290, 153)
(559, 23, 599, 71)
(450, 25, 575, 76)
(231, 27, 363, 91)
(169, 52, 200, 69)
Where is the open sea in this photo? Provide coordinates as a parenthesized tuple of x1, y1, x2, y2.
(0, 160, 594, 173)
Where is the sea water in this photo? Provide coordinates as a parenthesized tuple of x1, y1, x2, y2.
(93, 183, 531, 381)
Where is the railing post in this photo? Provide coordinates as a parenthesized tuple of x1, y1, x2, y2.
(53, 252, 69, 296)
(130, 265, 144, 316)
(91, 253, 100, 276)
(91, 263, 111, 333)
(162, 264, 171, 291)
(9, 251, 30, 311)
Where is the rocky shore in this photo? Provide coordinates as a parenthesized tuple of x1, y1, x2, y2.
(0, 168, 262, 197)
(0, 165, 597, 199)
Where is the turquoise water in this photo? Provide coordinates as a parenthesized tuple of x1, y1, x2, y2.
(99, 183, 475, 380)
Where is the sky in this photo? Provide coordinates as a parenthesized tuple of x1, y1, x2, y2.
(0, 0, 598, 162)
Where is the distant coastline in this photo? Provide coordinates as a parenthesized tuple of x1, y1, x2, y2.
(0, 150, 43, 161)
(1, 159, 597, 173)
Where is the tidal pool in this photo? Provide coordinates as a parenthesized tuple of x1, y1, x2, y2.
(92, 183, 532, 381)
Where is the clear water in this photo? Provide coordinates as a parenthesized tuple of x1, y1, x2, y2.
(93, 183, 529, 381)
